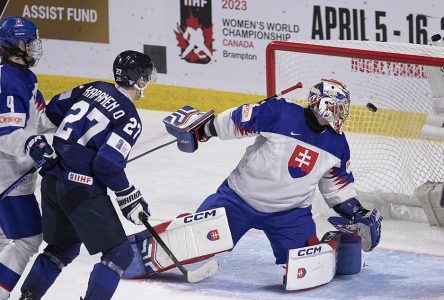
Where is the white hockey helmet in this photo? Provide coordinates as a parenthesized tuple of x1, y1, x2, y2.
(308, 79, 350, 134)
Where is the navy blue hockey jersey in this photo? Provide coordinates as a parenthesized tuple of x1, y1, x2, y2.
(45, 81, 142, 192)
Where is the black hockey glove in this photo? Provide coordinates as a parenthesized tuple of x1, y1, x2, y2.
(24, 135, 58, 170)
(116, 186, 150, 225)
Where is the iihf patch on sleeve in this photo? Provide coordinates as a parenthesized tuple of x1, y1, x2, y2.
(241, 104, 253, 122)
(68, 172, 93, 185)
(106, 132, 132, 158)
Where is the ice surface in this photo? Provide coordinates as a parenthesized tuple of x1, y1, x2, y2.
(10, 110, 444, 300)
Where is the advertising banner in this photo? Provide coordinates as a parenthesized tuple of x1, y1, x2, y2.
(4, 0, 444, 95)
(3, 0, 108, 43)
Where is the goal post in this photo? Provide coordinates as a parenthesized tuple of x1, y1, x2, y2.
(265, 40, 444, 224)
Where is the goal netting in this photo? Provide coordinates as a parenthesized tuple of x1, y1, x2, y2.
(266, 40, 444, 222)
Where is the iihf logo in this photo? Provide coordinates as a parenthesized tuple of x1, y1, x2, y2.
(175, 0, 215, 64)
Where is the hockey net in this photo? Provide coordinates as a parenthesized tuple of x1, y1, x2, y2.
(266, 40, 444, 223)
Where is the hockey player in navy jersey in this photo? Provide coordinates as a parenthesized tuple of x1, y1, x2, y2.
(19, 51, 156, 300)
(0, 16, 49, 300)
(124, 79, 382, 289)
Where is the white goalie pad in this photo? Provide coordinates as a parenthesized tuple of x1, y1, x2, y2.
(414, 181, 444, 226)
(285, 242, 337, 291)
(148, 207, 233, 271)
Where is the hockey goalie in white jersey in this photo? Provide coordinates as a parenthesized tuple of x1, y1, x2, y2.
(123, 79, 383, 290)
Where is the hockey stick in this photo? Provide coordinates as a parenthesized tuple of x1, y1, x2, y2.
(127, 139, 177, 163)
(2, 138, 182, 198)
(0, 161, 44, 200)
(139, 212, 219, 283)
(3, 82, 304, 198)
(269, 81, 303, 99)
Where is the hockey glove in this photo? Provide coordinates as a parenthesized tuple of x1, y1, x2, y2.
(116, 186, 150, 225)
(163, 105, 215, 153)
(24, 135, 58, 170)
(328, 198, 383, 252)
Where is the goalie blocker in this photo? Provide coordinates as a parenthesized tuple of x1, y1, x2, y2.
(163, 105, 215, 153)
(123, 207, 233, 278)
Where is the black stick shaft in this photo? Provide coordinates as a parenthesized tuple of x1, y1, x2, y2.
(139, 212, 189, 277)
(128, 139, 176, 163)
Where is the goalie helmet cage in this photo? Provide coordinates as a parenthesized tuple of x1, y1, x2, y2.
(266, 40, 444, 205)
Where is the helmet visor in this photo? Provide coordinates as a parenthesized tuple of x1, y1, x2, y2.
(136, 66, 157, 90)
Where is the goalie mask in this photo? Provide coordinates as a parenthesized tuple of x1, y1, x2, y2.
(0, 16, 42, 67)
(113, 50, 157, 95)
(308, 79, 350, 134)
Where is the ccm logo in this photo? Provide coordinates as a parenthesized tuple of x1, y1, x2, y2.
(297, 246, 322, 256)
(184, 210, 216, 223)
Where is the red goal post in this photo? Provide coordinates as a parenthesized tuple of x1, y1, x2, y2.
(266, 41, 444, 96)
(265, 40, 444, 218)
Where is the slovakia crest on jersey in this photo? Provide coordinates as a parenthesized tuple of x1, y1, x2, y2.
(288, 145, 319, 178)
(297, 267, 306, 279)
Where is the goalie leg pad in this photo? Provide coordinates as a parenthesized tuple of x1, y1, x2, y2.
(285, 239, 337, 291)
(122, 207, 233, 279)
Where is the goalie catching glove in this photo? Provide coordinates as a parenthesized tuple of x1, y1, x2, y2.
(116, 186, 150, 225)
(328, 198, 382, 252)
(163, 105, 216, 153)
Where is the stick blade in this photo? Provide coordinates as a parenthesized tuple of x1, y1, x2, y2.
(186, 259, 219, 283)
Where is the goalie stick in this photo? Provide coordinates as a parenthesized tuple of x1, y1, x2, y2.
(129, 82, 303, 162)
(270, 81, 303, 99)
(138, 212, 219, 283)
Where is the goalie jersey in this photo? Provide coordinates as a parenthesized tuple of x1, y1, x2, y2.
(214, 98, 357, 213)
(0, 63, 48, 196)
(44, 81, 142, 192)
